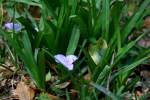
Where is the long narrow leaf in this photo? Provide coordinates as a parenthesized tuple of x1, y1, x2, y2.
(112, 56, 150, 81)
(122, 0, 150, 41)
(101, 0, 110, 40)
(66, 26, 80, 55)
(90, 82, 118, 100)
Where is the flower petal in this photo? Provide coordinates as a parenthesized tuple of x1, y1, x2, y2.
(54, 54, 77, 70)
(54, 54, 66, 63)
(4, 22, 22, 32)
(4, 23, 13, 29)
(64, 64, 73, 70)
(66, 55, 78, 64)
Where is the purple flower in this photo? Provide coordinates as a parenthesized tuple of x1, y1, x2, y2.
(54, 54, 78, 70)
(4, 22, 22, 32)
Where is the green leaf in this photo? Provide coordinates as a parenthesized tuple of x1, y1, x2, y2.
(110, 1, 124, 49)
(70, 0, 77, 15)
(14, 0, 42, 8)
(88, 38, 107, 65)
(36, 93, 52, 100)
(122, 0, 150, 41)
(37, 50, 45, 89)
(90, 82, 118, 100)
(114, 33, 145, 64)
(66, 89, 70, 100)
(101, 0, 110, 40)
(46, 71, 51, 82)
(112, 56, 150, 80)
(84, 49, 97, 73)
(70, 15, 88, 37)
(66, 26, 80, 55)
(94, 65, 111, 85)
(1, 29, 45, 89)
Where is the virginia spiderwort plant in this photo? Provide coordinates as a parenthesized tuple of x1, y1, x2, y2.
(54, 54, 78, 70)
(4, 22, 22, 32)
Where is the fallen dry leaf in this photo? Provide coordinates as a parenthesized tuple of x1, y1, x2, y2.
(13, 81, 35, 100)
(70, 89, 78, 99)
(144, 16, 150, 29)
(84, 73, 91, 81)
(47, 93, 65, 100)
(55, 81, 71, 89)
(135, 91, 143, 97)
(47, 61, 58, 74)
(138, 38, 150, 48)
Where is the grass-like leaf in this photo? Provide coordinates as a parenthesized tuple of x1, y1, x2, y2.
(66, 26, 80, 55)
(90, 82, 118, 100)
(122, 0, 150, 41)
(101, 0, 110, 41)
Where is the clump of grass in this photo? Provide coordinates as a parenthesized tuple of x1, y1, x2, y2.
(0, 0, 150, 99)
